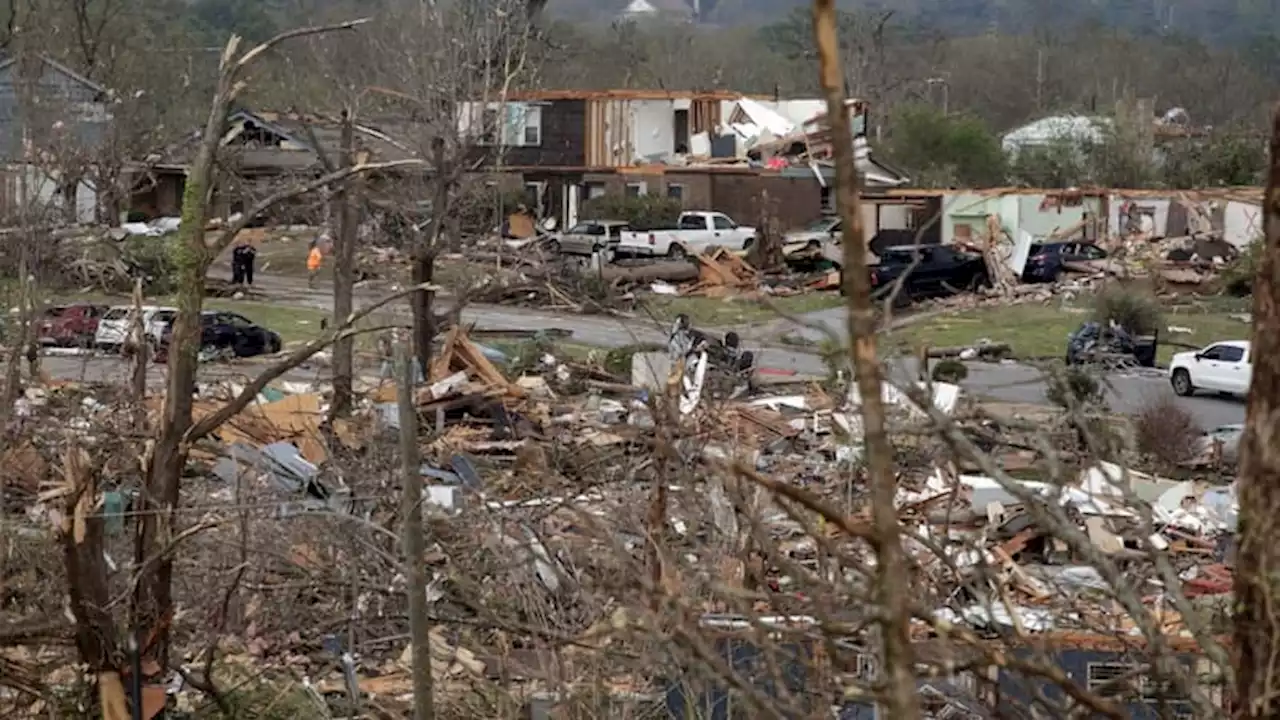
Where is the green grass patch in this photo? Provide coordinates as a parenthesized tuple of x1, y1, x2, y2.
(885, 299, 1252, 365)
(645, 292, 844, 327)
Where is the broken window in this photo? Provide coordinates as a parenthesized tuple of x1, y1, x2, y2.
(667, 184, 685, 201)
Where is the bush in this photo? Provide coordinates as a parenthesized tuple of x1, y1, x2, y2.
(121, 234, 180, 295)
(581, 194, 683, 230)
(931, 359, 969, 383)
(1046, 365, 1104, 409)
(1133, 394, 1202, 466)
(1092, 286, 1162, 336)
(1222, 235, 1260, 297)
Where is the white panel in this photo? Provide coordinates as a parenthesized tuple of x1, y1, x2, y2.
(1225, 200, 1262, 248)
(877, 204, 909, 230)
(631, 100, 676, 162)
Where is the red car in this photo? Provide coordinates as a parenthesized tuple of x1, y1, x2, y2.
(39, 304, 108, 347)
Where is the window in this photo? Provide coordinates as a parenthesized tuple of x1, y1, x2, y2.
(567, 223, 593, 235)
(666, 184, 685, 201)
(1218, 346, 1245, 363)
(586, 224, 606, 236)
(625, 182, 646, 197)
(712, 215, 735, 230)
(1081, 244, 1106, 260)
(585, 183, 606, 200)
(103, 308, 129, 321)
(1201, 345, 1244, 362)
(678, 215, 705, 230)
(521, 105, 542, 146)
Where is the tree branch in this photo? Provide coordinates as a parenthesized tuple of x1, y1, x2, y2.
(207, 159, 427, 254)
(235, 19, 372, 71)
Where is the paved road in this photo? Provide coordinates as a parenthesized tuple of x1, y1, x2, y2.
(189, 272, 1250, 430)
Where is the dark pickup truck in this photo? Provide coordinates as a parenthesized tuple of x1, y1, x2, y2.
(842, 245, 989, 302)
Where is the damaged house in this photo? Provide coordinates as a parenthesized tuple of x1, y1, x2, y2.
(457, 89, 908, 230)
(130, 108, 423, 222)
(0, 54, 108, 224)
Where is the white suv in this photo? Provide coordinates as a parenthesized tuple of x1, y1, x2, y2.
(1169, 340, 1251, 397)
(94, 306, 177, 351)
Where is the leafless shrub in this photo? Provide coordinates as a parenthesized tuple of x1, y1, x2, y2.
(1133, 394, 1202, 466)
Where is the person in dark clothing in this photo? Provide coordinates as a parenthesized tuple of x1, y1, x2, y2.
(231, 244, 257, 285)
(230, 245, 245, 284)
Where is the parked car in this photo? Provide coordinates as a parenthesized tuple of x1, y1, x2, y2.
(1022, 241, 1108, 283)
(38, 303, 108, 347)
(617, 211, 756, 260)
(157, 311, 282, 361)
(547, 220, 629, 259)
(95, 306, 177, 350)
(783, 215, 843, 267)
(1169, 340, 1251, 397)
(845, 245, 988, 301)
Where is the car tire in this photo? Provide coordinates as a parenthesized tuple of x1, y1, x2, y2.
(268, 335, 282, 354)
(1171, 369, 1195, 397)
(667, 244, 688, 261)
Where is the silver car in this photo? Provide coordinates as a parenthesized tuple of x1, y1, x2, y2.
(548, 220, 629, 258)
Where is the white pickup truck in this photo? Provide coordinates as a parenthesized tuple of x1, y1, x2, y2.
(1170, 340, 1252, 397)
(617, 211, 756, 260)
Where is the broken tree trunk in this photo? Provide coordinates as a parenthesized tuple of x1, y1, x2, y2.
(1235, 105, 1280, 720)
(747, 190, 784, 272)
(596, 262, 699, 284)
(982, 214, 1018, 296)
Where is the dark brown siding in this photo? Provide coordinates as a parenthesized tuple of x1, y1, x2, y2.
(660, 171, 712, 209)
(505, 99, 586, 167)
(710, 175, 824, 230)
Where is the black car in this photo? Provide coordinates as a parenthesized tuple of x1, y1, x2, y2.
(157, 311, 282, 361)
(1022, 241, 1107, 283)
(843, 245, 988, 302)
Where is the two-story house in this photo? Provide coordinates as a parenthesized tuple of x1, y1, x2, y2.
(0, 54, 108, 223)
(457, 89, 908, 230)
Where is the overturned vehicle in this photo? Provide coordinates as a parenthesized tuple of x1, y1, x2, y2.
(1065, 321, 1158, 369)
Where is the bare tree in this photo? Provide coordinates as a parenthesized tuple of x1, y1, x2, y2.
(812, 2, 919, 718)
(128, 18, 425, 672)
(363, 0, 538, 374)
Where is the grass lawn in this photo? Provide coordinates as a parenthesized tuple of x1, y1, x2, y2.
(884, 296, 1253, 365)
(644, 292, 845, 327)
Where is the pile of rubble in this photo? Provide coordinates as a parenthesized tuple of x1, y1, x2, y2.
(0, 317, 1242, 716)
